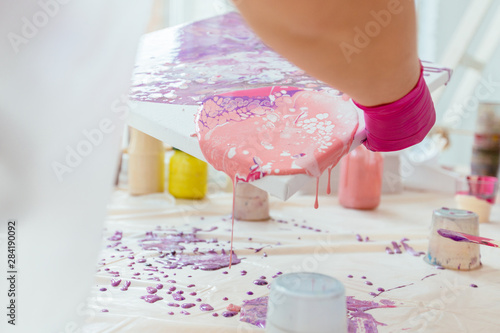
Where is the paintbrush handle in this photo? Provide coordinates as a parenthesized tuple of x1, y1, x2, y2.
(437, 229, 500, 248)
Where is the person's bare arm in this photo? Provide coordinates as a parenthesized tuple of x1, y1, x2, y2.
(232, 0, 420, 106)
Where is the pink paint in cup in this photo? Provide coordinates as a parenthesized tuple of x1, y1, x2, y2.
(455, 175, 498, 223)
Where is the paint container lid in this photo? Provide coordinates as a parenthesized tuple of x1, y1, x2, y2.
(266, 272, 347, 333)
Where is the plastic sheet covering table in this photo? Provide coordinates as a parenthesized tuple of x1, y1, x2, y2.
(82, 189, 500, 332)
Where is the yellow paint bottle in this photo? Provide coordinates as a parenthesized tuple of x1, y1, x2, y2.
(168, 149, 207, 199)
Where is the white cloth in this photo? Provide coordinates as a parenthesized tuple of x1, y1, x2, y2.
(0, 2, 151, 332)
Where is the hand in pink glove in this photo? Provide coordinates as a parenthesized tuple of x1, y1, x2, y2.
(353, 64, 435, 152)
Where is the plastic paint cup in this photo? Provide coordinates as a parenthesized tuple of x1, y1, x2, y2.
(266, 272, 347, 333)
(425, 207, 481, 270)
(455, 175, 498, 223)
(234, 183, 270, 221)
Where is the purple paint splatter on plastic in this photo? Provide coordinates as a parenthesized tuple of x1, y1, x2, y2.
(156, 250, 241, 270)
(391, 241, 402, 254)
(181, 303, 196, 309)
(200, 303, 214, 311)
(421, 274, 437, 281)
(222, 311, 239, 318)
(141, 294, 163, 303)
(146, 287, 157, 294)
(239, 295, 395, 331)
(130, 13, 342, 106)
(120, 280, 131, 291)
(400, 238, 425, 256)
(240, 296, 268, 328)
(111, 279, 121, 287)
(108, 231, 123, 241)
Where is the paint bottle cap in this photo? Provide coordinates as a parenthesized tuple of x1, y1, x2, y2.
(266, 272, 347, 333)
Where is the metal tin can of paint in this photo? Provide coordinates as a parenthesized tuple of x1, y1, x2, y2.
(471, 102, 500, 177)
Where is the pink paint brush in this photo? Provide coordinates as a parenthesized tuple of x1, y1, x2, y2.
(437, 229, 499, 248)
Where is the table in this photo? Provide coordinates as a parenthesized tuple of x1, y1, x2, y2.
(82, 189, 500, 332)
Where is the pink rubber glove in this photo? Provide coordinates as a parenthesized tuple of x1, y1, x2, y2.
(353, 64, 435, 152)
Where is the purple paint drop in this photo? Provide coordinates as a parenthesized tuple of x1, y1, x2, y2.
(141, 294, 163, 303)
(361, 276, 366, 280)
(470, 284, 478, 288)
(181, 303, 196, 309)
(189, 292, 197, 296)
(167, 302, 180, 307)
(169, 286, 176, 292)
(196, 298, 202, 302)
(200, 303, 214, 311)
(391, 241, 402, 254)
(187, 284, 195, 288)
(247, 291, 254, 295)
(212, 313, 219, 317)
(168, 312, 174, 315)
(146, 287, 157, 294)
(99, 288, 107, 292)
(222, 271, 228, 274)
(180, 310, 190, 315)
(223, 297, 228, 301)
(241, 270, 247, 276)
(377, 287, 385, 292)
(108, 231, 122, 241)
(137, 259, 147, 263)
(120, 280, 131, 291)
(421, 274, 437, 281)
(356, 234, 363, 242)
(172, 293, 185, 301)
(347, 275, 353, 278)
(111, 279, 121, 287)
(156, 284, 163, 290)
(253, 279, 268, 286)
(222, 311, 239, 318)
(400, 239, 425, 256)
(101, 309, 109, 313)
(365, 281, 373, 286)
(259, 276, 266, 280)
